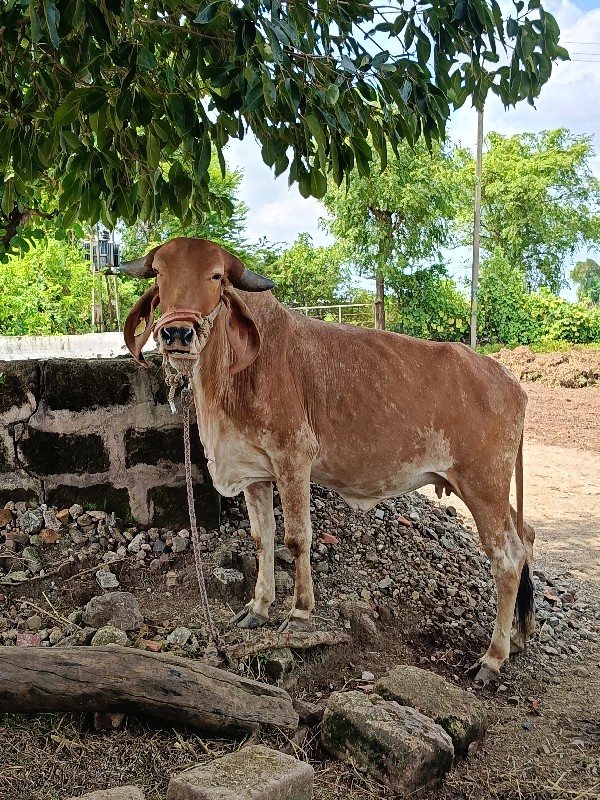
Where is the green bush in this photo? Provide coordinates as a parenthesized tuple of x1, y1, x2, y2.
(477, 252, 538, 345)
(527, 289, 600, 343)
(478, 252, 600, 346)
(0, 239, 143, 336)
(388, 268, 470, 341)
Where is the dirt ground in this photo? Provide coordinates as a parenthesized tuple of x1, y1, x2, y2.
(420, 376, 600, 800)
(1, 348, 599, 800)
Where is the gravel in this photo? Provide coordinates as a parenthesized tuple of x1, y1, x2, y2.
(1, 488, 597, 676)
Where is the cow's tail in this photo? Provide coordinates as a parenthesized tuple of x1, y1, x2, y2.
(514, 430, 534, 641)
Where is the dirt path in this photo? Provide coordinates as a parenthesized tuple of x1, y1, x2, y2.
(424, 381, 600, 800)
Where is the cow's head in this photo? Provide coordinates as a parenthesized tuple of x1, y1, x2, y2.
(121, 237, 274, 373)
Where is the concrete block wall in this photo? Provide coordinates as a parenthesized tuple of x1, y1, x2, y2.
(0, 357, 220, 528)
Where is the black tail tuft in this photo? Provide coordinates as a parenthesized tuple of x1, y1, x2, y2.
(516, 561, 534, 642)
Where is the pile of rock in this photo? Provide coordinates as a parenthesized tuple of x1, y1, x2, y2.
(0, 501, 218, 586)
(1, 487, 597, 674)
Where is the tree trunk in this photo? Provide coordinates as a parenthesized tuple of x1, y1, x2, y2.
(0, 645, 298, 736)
(375, 270, 386, 330)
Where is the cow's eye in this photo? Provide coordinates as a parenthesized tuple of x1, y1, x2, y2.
(212, 273, 221, 281)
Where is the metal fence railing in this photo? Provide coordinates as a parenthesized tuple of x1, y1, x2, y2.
(290, 303, 375, 327)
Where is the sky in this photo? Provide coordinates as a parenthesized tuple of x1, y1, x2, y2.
(226, 0, 600, 297)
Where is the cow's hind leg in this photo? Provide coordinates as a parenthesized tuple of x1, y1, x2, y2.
(468, 502, 530, 681)
(230, 481, 275, 629)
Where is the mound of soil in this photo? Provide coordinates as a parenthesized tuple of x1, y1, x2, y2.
(490, 346, 600, 387)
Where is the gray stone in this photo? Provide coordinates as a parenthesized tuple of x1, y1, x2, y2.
(82, 592, 143, 631)
(26, 614, 42, 631)
(21, 547, 43, 572)
(91, 625, 129, 647)
(7, 570, 29, 582)
(18, 509, 44, 535)
(65, 787, 146, 800)
(171, 535, 189, 553)
(167, 626, 193, 646)
(321, 691, 454, 795)
(212, 567, 245, 598)
(69, 503, 84, 518)
(374, 665, 487, 757)
(43, 508, 63, 531)
(261, 648, 294, 682)
(96, 570, 120, 589)
(166, 744, 314, 800)
(127, 533, 146, 553)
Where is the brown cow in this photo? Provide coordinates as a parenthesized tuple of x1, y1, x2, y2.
(121, 237, 535, 681)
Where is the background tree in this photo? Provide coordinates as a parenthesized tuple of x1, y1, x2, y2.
(263, 234, 350, 308)
(1, 0, 566, 259)
(322, 141, 469, 328)
(571, 258, 600, 305)
(461, 130, 600, 292)
(0, 240, 135, 335)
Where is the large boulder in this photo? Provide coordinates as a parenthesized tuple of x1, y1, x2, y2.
(322, 691, 454, 795)
(374, 665, 487, 757)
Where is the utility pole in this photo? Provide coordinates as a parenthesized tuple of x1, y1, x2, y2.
(470, 108, 484, 350)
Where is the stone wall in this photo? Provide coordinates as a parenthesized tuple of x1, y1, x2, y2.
(0, 357, 220, 528)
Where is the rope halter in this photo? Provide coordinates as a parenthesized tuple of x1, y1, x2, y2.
(155, 300, 223, 413)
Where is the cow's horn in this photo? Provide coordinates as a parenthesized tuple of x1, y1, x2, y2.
(233, 268, 274, 292)
(117, 254, 157, 278)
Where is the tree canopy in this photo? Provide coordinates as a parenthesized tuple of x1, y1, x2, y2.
(119, 161, 250, 260)
(461, 129, 600, 292)
(322, 139, 468, 327)
(1, 0, 566, 260)
(262, 233, 350, 308)
(571, 258, 600, 305)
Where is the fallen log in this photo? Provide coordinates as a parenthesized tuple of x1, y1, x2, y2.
(0, 645, 298, 736)
(225, 630, 352, 661)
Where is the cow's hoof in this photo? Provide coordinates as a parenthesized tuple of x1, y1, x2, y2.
(276, 618, 314, 634)
(466, 660, 499, 685)
(510, 637, 526, 655)
(230, 609, 268, 629)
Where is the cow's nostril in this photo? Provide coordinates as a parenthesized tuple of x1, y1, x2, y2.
(161, 327, 176, 344)
(182, 328, 194, 346)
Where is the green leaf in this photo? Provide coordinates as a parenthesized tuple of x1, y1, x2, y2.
(244, 82, 264, 112)
(53, 95, 81, 126)
(194, 1, 223, 24)
(195, 137, 212, 177)
(84, 1, 111, 43)
(506, 17, 519, 38)
(326, 84, 340, 104)
(43, 0, 60, 48)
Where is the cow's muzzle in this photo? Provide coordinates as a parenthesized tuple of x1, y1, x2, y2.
(160, 326, 194, 352)
(153, 302, 223, 363)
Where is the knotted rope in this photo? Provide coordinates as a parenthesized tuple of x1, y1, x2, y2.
(159, 301, 228, 663)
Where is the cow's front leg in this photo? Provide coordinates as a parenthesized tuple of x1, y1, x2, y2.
(276, 472, 315, 633)
(230, 481, 275, 629)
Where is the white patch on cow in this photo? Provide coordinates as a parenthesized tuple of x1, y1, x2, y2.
(312, 427, 454, 510)
(200, 418, 275, 497)
(489, 530, 524, 578)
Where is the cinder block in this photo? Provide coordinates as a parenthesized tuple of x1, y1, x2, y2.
(166, 744, 314, 800)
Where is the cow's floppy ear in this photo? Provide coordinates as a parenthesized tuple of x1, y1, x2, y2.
(222, 288, 261, 375)
(123, 284, 160, 367)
